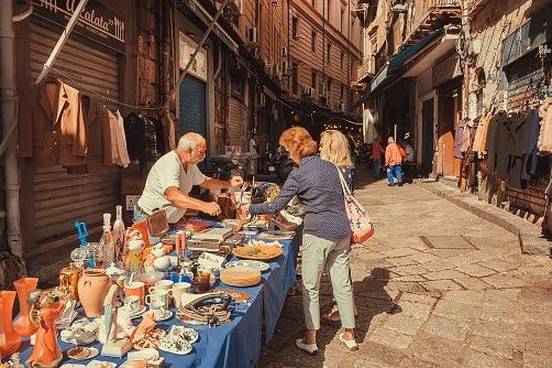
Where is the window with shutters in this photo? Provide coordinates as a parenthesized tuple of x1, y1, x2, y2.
(292, 16, 298, 39)
(311, 31, 317, 52)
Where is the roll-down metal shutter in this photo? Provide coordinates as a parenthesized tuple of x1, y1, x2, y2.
(28, 22, 121, 265)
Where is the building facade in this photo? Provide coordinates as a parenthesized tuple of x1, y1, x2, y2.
(357, 0, 552, 233)
(1, 0, 362, 286)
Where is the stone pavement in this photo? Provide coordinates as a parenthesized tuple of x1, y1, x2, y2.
(258, 169, 552, 368)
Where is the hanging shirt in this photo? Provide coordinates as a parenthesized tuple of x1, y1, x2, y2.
(124, 113, 146, 163)
(160, 112, 177, 150)
(472, 111, 493, 158)
(538, 96, 552, 155)
(20, 80, 87, 167)
(85, 99, 112, 173)
(143, 117, 159, 163)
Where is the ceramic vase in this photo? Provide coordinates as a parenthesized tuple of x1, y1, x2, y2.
(77, 269, 111, 317)
(12, 277, 39, 337)
(0, 290, 20, 357)
(26, 302, 63, 368)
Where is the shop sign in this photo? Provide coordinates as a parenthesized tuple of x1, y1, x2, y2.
(32, 0, 125, 53)
(179, 32, 208, 82)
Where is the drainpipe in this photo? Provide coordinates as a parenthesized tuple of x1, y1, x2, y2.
(0, 1, 23, 260)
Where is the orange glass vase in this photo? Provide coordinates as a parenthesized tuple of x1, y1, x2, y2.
(13, 277, 39, 337)
(27, 302, 63, 368)
(0, 290, 20, 358)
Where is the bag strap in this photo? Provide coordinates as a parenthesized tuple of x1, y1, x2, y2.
(334, 164, 352, 197)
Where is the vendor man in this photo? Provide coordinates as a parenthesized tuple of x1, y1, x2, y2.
(135, 132, 244, 223)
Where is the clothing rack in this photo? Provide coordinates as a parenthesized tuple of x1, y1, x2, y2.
(48, 66, 169, 112)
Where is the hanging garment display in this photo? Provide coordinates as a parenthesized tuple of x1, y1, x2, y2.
(160, 111, 177, 150)
(124, 113, 147, 164)
(143, 116, 159, 163)
(19, 80, 87, 167)
(153, 117, 166, 154)
(486, 110, 541, 189)
(472, 111, 493, 158)
(109, 110, 130, 168)
(84, 98, 112, 173)
(538, 96, 552, 155)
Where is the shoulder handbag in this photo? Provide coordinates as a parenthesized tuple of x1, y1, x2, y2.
(335, 166, 374, 244)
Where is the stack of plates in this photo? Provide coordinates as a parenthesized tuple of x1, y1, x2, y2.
(220, 267, 261, 287)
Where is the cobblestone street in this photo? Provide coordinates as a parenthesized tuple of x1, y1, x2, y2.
(259, 169, 552, 368)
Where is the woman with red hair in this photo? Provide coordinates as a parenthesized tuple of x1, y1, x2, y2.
(241, 126, 357, 353)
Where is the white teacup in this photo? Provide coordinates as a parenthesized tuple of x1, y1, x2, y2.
(148, 279, 173, 294)
(172, 282, 191, 309)
(149, 300, 167, 319)
(145, 289, 171, 308)
(123, 295, 141, 314)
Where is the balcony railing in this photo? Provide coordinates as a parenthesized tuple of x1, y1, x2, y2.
(402, 0, 462, 47)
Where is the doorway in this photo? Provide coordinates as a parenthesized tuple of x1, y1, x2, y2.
(421, 98, 434, 173)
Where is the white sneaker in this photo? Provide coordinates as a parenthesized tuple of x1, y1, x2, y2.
(295, 339, 318, 355)
(338, 332, 358, 351)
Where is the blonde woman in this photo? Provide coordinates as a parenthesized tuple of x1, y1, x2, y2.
(319, 129, 358, 324)
(241, 127, 358, 352)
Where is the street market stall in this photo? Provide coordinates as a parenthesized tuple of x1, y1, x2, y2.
(0, 194, 299, 368)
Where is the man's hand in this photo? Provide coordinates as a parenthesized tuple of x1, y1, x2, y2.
(230, 175, 244, 187)
(202, 201, 222, 216)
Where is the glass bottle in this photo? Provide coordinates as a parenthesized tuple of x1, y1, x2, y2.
(99, 213, 114, 268)
(112, 205, 126, 267)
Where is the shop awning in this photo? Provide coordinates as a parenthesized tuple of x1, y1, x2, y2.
(370, 30, 443, 94)
(283, 97, 362, 127)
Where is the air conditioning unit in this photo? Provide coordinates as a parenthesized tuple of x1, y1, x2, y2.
(282, 46, 288, 57)
(302, 85, 314, 98)
(281, 60, 289, 76)
(391, 2, 407, 12)
(247, 27, 258, 44)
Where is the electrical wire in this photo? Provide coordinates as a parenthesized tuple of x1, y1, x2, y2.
(48, 66, 169, 111)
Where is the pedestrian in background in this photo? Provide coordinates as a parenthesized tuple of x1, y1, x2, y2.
(385, 136, 403, 186)
(240, 126, 358, 353)
(371, 136, 385, 178)
(319, 129, 358, 325)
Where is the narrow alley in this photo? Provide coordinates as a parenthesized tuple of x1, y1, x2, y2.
(260, 168, 552, 368)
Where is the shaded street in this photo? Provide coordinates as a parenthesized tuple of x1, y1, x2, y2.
(259, 168, 552, 368)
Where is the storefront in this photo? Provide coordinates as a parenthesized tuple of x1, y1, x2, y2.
(15, 0, 135, 279)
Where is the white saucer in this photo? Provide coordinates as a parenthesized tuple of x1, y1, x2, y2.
(153, 310, 173, 322)
(129, 305, 147, 319)
(67, 346, 99, 360)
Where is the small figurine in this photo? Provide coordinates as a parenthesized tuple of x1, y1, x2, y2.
(98, 284, 119, 345)
(26, 290, 64, 368)
(125, 230, 145, 273)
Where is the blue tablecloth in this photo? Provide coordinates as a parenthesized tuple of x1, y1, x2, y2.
(17, 239, 296, 368)
(262, 239, 296, 343)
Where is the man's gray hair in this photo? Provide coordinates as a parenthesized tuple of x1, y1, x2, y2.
(178, 132, 205, 151)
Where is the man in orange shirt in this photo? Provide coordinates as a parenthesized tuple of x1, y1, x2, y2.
(385, 137, 403, 186)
